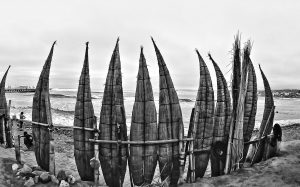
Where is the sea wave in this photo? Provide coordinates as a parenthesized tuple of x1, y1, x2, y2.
(179, 98, 194, 102)
(11, 105, 75, 115)
(50, 94, 76, 99)
(50, 93, 99, 99)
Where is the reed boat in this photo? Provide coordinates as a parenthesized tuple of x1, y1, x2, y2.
(250, 65, 275, 164)
(0, 66, 11, 144)
(99, 39, 128, 187)
(74, 42, 95, 181)
(242, 43, 258, 163)
(226, 36, 249, 173)
(129, 47, 157, 186)
(151, 38, 185, 186)
(32, 41, 55, 171)
(188, 50, 214, 179)
(208, 54, 231, 176)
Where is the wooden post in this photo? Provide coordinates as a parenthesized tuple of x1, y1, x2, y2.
(190, 110, 199, 182)
(117, 123, 122, 187)
(93, 116, 100, 186)
(49, 124, 55, 175)
(15, 135, 21, 164)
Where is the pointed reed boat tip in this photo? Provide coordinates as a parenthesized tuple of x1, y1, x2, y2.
(195, 48, 200, 56)
(208, 52, 213, 61)
(150, 36, 154, 42)
(140, 46, 144, 52)
(86, 42, 89, 47)
(53, 41, 57, 46)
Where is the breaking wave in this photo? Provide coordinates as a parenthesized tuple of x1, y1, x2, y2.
(50, 93, 99, 99)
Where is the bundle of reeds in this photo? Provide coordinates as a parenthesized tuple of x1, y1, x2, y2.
(251, 65, 275, 164)
(73, 42, 95, 181)
(242, 42, 258, 163)
(230, 44, 249, 171)
(129, 47, 158, 186)
(32, 41, 55, 171)
(208, 54, 231, 176)
(0, 66, 10, 144)
(99, 39, 128, 187)
(151, 38, 184, 186)
(188, 50, 214, 179)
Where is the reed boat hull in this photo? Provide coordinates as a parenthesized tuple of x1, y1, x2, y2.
(129, 48, 157, 186)
(192, 51, 214, 178)
(73, 43, 95, 181)
(209, 53, 231, 176)
(32, 42, 55, 171)
(251, 65, 274, 164)
(152, 38, 184, 186)
(99, 39, 128, 187)
(0, 66, 10, 144)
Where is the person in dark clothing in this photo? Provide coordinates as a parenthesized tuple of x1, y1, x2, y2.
(273, 123, 282, 142)
(23, 131, 33, 149)
(270, 123, 282, 154)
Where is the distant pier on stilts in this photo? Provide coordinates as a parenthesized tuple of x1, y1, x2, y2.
(5, 88, 35, 93)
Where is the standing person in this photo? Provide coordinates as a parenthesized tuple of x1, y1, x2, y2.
(19, 112, 25, 130)
(273, 123, 282, 153)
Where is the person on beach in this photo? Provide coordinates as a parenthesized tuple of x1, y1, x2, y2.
(273, 123, 282, 153)
(19, 112, 25, 130)
(23, 131, 33, 149)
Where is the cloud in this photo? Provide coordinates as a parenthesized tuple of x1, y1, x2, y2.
(0, 0, 299, 91)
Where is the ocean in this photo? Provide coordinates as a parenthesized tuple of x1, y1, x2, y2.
(6, 89, 300, 134)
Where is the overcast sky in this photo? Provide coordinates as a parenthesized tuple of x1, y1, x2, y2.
(0, 0, 299, 91)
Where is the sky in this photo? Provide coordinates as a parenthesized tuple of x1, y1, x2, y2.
(0, 0, 299, 91)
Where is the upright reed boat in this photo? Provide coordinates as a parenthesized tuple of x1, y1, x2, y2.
(251, 65, 275, 164)
(188, 50, 214, 179)
(73, 42, 95, 181)
(151, 38, 185, 186)
(208, 54, 231, 176)
(0, 66, 11, 144)
(99, 39, 128, 187)
(129, 47, 157, 186)
(32, 41, 55, 171)
(226, 36, 250, 173)
(242, 43, 258, 163)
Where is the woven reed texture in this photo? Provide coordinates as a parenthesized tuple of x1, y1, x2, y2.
(129, 47, 157, 186)
(99, 39, 128, 187)
(242, 53, 258, 161)
(208, 54, 231, 176)
(231, 36, 241, 112)
(74, 43, 95, 181)
(225, 35, 242, 174)
(152, 38, 184, 186)
(190, 51, 214, 178)
(32, 41, 55, 171)
(0, 66, 10, 143)
(251, 65, 274, 163)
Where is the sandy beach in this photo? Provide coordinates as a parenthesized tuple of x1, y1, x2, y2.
(0, 123, 299, 186)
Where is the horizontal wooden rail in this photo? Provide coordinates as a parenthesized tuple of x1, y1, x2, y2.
(89, 138, 194, 145)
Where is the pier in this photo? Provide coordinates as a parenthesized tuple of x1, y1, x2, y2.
(5, 88, 35, 93)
